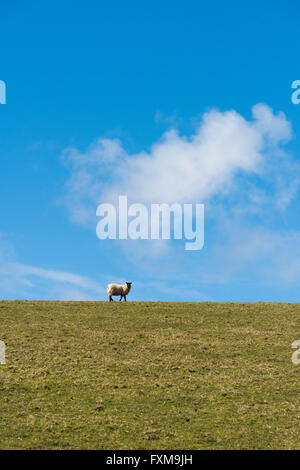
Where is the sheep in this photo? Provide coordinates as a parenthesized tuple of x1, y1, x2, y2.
(107, 282, 132, 302)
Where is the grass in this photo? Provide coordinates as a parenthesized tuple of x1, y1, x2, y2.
(0, 300, 300, 449)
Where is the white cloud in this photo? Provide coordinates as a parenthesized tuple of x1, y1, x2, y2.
(10, 263, 103, 292)
(0, 236, 105, 300)
(61, 139, 126, 225)
(207, 225, 300, 287)
(61, 103, 293, 226)
(47, 286, 97, 301)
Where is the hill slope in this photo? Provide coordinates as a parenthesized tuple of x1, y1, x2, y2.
(0, 300, 299, 449)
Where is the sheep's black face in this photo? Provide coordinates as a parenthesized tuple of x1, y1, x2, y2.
(126, 282, 132, 288)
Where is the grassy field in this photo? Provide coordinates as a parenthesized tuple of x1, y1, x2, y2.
(0, 300, 300, 449)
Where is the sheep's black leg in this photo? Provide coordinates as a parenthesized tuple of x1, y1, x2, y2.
(109, 295, 113, 302)
(124, 295, 127, 301)
(120, 295, 123, 301)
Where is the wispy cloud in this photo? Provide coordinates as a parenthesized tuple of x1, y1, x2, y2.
(10, 263, 103, 292)
(0, 235, 105, 300)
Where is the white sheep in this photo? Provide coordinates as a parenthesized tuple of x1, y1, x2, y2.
(107, 282, 132, 302)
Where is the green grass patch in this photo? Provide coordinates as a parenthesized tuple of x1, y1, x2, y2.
(0, 300, 299, 449)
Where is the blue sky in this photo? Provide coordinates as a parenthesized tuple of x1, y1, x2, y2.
(1, 0, 300, 301)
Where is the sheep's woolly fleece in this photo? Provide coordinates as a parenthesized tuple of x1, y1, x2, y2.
(107, 283, 131, 296)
